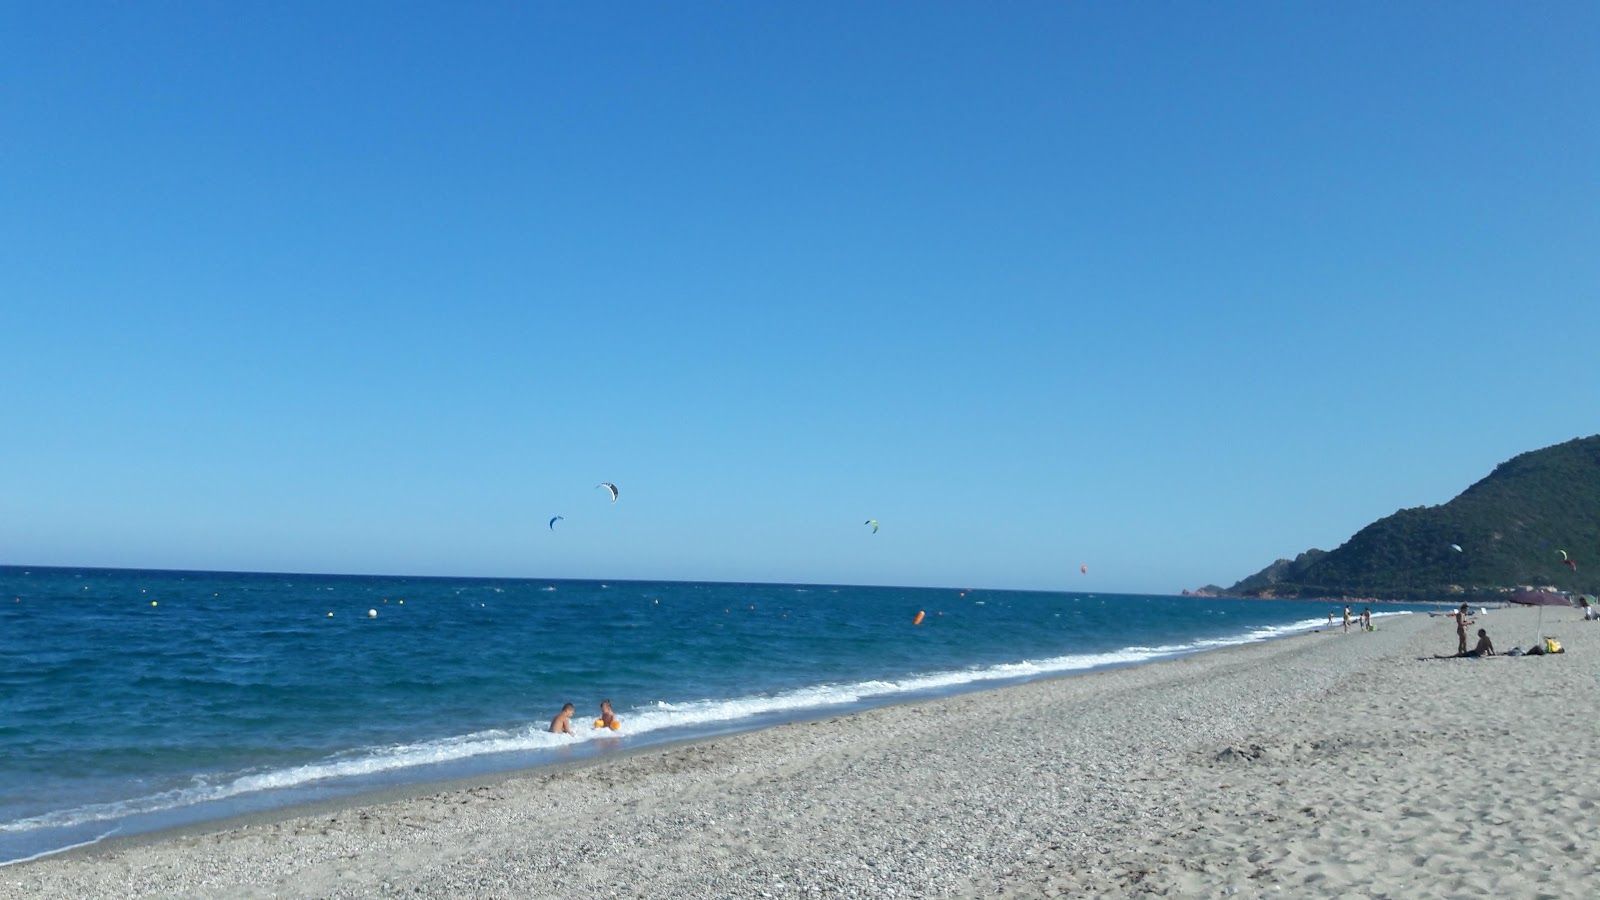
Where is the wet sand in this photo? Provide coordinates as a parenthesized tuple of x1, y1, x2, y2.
(5, 605, 1596, 898)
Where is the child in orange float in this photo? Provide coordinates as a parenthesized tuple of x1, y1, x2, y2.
(595, 699, 621, 731)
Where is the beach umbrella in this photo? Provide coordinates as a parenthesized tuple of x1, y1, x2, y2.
(1508, 591, 1574, 647)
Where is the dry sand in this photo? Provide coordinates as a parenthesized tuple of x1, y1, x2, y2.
(5, 605, 1597, 898)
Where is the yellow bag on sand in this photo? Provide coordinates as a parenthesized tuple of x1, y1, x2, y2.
(1544, 638, 1562, 654)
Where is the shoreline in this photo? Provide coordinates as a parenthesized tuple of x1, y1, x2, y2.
(6, 622, 1362, 869)
(4, 623, 1311, 866)
(7, 607, 1596, 898)
(1, 608, 1370, 867)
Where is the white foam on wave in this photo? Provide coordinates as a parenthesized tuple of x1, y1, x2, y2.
(588, 612, 1412, 736)
(3, 610, 1407, 836)
(0, 724, 595, 834)
(0, 826, 120, 867)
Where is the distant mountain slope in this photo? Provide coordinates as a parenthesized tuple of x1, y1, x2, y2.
(1228, 549, 1327, 595)
(1225, 435, 1600, 600)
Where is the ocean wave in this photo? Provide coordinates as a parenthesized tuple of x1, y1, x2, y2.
(0, 724, 589, 834)
(0, 826, 120, 868)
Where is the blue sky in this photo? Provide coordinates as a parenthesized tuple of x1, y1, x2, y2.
(3, 2, 1596, 592)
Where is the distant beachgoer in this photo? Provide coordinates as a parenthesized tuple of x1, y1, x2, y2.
(598, 698, 620, 731)
(1361, 607, 1372, 631)
(549, 702, 576, 735)
(1328, 611, 1334, 625)
(1581, 596, 1596, 622)
(1342, 605, 1351, 634)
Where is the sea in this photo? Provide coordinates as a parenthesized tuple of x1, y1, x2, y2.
(0, 566, 1426, 865)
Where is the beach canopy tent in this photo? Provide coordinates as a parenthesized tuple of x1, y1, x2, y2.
(1508, 591, 1574, 648)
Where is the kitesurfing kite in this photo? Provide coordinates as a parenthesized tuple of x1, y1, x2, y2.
(1560, 549, 1577, 571)
(1081, 564, 1088, 575)
(864, 519, 879, 534)
(597, 483, 619, 503)
(549, 516, 563, 530)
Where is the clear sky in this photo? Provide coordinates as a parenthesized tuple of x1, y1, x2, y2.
(3, 3, 1596, 593)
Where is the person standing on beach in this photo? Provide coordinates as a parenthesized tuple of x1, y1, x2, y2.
(1361, 607, 1372, 631)
(549, 703, 576, 735)
(1342, 605, 1352, 634)
(1454, 603, 1473, 654)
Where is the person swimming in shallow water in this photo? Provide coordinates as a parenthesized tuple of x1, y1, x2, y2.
(596, 698, 621, 731)
(549, 702, 576, 735)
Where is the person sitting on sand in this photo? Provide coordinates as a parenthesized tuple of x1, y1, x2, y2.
(1581, 596, 1596, 622)
(1461, 629, 1495, 657)
(598, 698, 620, 730)
(1433, 629, 1495, 659)
(549, 702, 576, 735)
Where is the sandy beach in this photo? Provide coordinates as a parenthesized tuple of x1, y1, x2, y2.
(6, 605, 1597, 899)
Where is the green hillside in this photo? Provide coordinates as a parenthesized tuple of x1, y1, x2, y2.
(1227, 435, 1600, 600)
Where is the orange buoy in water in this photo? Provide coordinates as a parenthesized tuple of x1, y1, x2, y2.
(912, 610, 926, 625)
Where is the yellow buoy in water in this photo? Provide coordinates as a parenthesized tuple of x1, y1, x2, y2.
(368, 609, 377, 618)
(327, 612, 334, 617)
(151, 601, 158, 607)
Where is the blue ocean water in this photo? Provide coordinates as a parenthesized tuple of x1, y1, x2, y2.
(0, 566, 1419, 865)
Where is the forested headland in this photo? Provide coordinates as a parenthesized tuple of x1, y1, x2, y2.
(1201, 435, 1600, 601)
